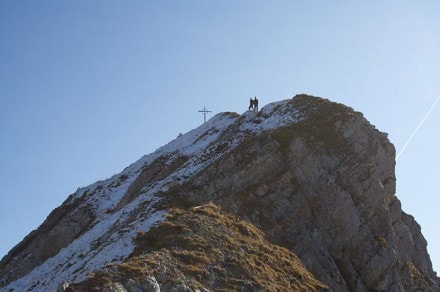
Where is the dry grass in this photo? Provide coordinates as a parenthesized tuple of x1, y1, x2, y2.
(68, 203, 328, 291)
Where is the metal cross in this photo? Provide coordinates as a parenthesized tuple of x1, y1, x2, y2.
(198, 106, 212, 123)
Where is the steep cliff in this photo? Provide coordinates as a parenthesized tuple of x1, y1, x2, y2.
(1, 95, 438, 291)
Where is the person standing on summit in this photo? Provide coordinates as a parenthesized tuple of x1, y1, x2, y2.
(248, 96, 259, 112)
(248, 98, 254, 111)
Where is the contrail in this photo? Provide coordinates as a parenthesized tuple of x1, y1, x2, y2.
(396, 96, 440, 161)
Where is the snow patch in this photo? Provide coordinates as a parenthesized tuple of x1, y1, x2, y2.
(156, 112, 238, 156)
(4, 192, 164, 292)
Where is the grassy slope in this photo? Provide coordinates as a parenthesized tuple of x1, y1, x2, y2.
(67, 203, 328, 291)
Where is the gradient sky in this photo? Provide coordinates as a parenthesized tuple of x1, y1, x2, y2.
(1, 1, 439, 272)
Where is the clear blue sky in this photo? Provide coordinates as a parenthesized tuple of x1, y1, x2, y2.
(1, 1, 439, 272)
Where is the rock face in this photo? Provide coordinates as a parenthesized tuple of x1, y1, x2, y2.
(1, 95, 438, 291)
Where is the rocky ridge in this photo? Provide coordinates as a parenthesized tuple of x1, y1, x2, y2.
(1, 94, 438, 291)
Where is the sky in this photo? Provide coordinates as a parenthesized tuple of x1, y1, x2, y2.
(0, 1, 439, 273)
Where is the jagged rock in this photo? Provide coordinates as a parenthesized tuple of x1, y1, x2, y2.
(123, 277, 161, 292)
(1, 95, 438, 291)
(102, 282, 127, 292)
(124, 279, 142, 292)
(170, 283, 192, 292)
(141, 276, 161, 292)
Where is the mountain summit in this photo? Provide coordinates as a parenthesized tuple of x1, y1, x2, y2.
(1, 95, 438, 291)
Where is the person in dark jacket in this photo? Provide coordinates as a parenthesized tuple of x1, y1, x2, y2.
(253, 97, 259, 112)
(248, 98, 254, 111)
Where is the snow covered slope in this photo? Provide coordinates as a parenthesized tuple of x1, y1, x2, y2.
(0, 97, 306, 291)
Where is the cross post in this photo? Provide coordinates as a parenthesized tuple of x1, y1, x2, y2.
(198, 106, 212, 123)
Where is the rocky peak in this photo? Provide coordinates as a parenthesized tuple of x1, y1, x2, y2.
(1, 94, 438, 291)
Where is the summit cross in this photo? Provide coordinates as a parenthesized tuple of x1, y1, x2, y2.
(198, 106, 212, 123)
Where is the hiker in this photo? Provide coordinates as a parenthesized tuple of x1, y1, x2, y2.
(248, 97, 259, 112)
